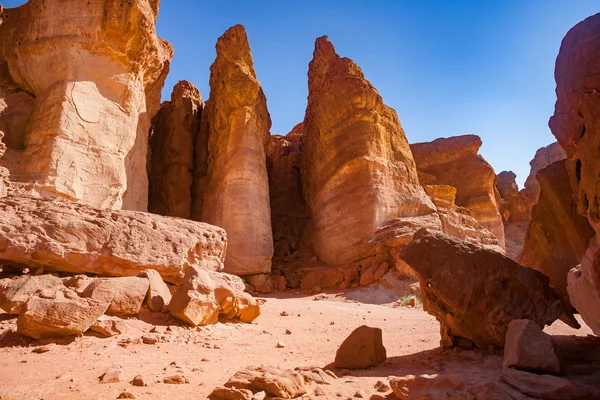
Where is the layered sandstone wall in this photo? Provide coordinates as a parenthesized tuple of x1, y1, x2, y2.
(0, 0, 172, 211)
(301, 36, 437, 266)
(200, 25, 274, 275)
(411, 135, 505, 249)
(549, 13, 600, 335)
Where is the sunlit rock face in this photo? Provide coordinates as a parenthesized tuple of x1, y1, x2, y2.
(149, 81, 203, 219)
(411, 135, 505, 249)
(0, 0, 172, 210)
(301, 36, 436, 266)
(517, 160, 595, 305)
(550, 13, 600, 335)
(200, 25, 274, 275)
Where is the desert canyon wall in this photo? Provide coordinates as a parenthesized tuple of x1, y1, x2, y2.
(0, 0, 172, 211)
(549, 13, 600, 335)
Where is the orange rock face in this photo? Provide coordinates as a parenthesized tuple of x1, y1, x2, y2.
(301, 36, 436, 266)
(517, 160, 594, 303)
(400, 229, 578, 349)
(411, 135, 505, 249)
(200, 25, 273, 275)
(149, 81, 203, 219)
(549, 13, 600, 335)
(0, 0, 172, 211)
(0, 196, 227, 284)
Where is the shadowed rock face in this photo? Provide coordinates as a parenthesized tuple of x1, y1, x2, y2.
(301, 36, 436, 266)
(411, 135, 505, 249)
(0, 0, 172, 211)
(518, 160, 594, 304)
(200, 25, 273, 275)
(401, 229, 578, 349)
(149, 81, 203, 219)
(550, 13, 600, 335)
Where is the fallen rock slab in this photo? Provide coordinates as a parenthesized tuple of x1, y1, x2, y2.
(400, 229, 578, 349)
(82, 277, 149, 316)
(335, 325, 387, 369)
(222, 366, 307, 399)
(0, 196, 227, 284)
(503, 319, 560, 375)
(0, 275, 64, 314)
(17, 288, 108, 339)
(169, 266, 260, 326)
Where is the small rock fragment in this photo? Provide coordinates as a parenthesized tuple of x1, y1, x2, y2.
(163, 374, 189, 384)
(100, 369, 122, 384)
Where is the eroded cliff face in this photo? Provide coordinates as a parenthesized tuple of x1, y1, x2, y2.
(0, 0, 172, 211)
(411, 135, 505, 249)
(517, 160, 595, 304)
(550, 13, 600, 335)
(149, 81, 203, 219)
(200, 25, 274, 275)
(301, 36, 436, 266)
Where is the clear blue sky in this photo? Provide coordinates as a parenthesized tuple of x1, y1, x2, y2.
(3, 1, 599, 187)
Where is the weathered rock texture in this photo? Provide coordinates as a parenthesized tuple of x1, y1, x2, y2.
(400, 229, 577, 349)
(334, 325, 387, 369)
(200, 25, 273, 275)
(497, 143, 567, 259)
(0, 0, 173, 210)
(0, 196, 227, 284)
(149, 81, 203, 219)
(411, 135, 505, 249)
(301, 36, 436, 266)
(503, 319, 560, 375)
(549, 13, 600, 335)
(169, 266, 260, 326)
(517, 160, 594, 303)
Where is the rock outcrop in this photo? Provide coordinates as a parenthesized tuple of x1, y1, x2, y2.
(411, 135, 505, 249)
(517, 160, 594, 303)
(400, 229, 578, 349)
(0, 0, 173, 211)
(169, 266, 260, 326)
(200, 25, 273, 275)
(0, 196, 227, 284)
(549, 13, 600, 335)
(301, 36, 436, 266)
(149, 81, 203, 219)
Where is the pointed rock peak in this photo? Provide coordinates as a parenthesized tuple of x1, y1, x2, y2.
(171, 80, 202, 103)
(313, 35, 337, 59)
(215, 24, 254, 71)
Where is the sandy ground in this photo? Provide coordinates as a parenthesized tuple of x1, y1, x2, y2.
(0, 284, 593, 400)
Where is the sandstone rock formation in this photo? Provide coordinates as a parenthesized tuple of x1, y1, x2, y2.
(503, 319, 560, 375)
(411, 135, 505, 249)
(0, 196, 227, 284)
(400, 229, 578, 349)
(301, 36, 436, 266)
(81, 277, 149, 316)
(169, 266, 260, 326)
(0, 0, 173, 210)
(200, 25, 273, 275)
(216, 366, 307, 399)
(517, 160, 594, 303)
(0, 275, 63, 315)
(138, 269, 172, 312)
(149, 81, 203, 219)
(17, 287, 108, 339)
(549, 13, 600, 335)
(334, 325, 387, 369)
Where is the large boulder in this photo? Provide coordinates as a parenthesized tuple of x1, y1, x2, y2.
(17, 287, 108, 339)
(411, 135, 505, 249)
(334, 325, 387, 369)
(148, 81, 203, 219)
(517, 160, 594, 303)
(549, 13, 600, 335)
(81, 277, 149, 316)
(0, 275, 64, 314)
(0, 0, 172, 210)
(400, 229, 578, 349)
(169, 266, 260, 326)
(301, 36, 436, 266)
(0, 196, 227, 284)
(199, 25, 273, 275)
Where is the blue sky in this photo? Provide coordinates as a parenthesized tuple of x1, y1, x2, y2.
(3, 1, 599, 187)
